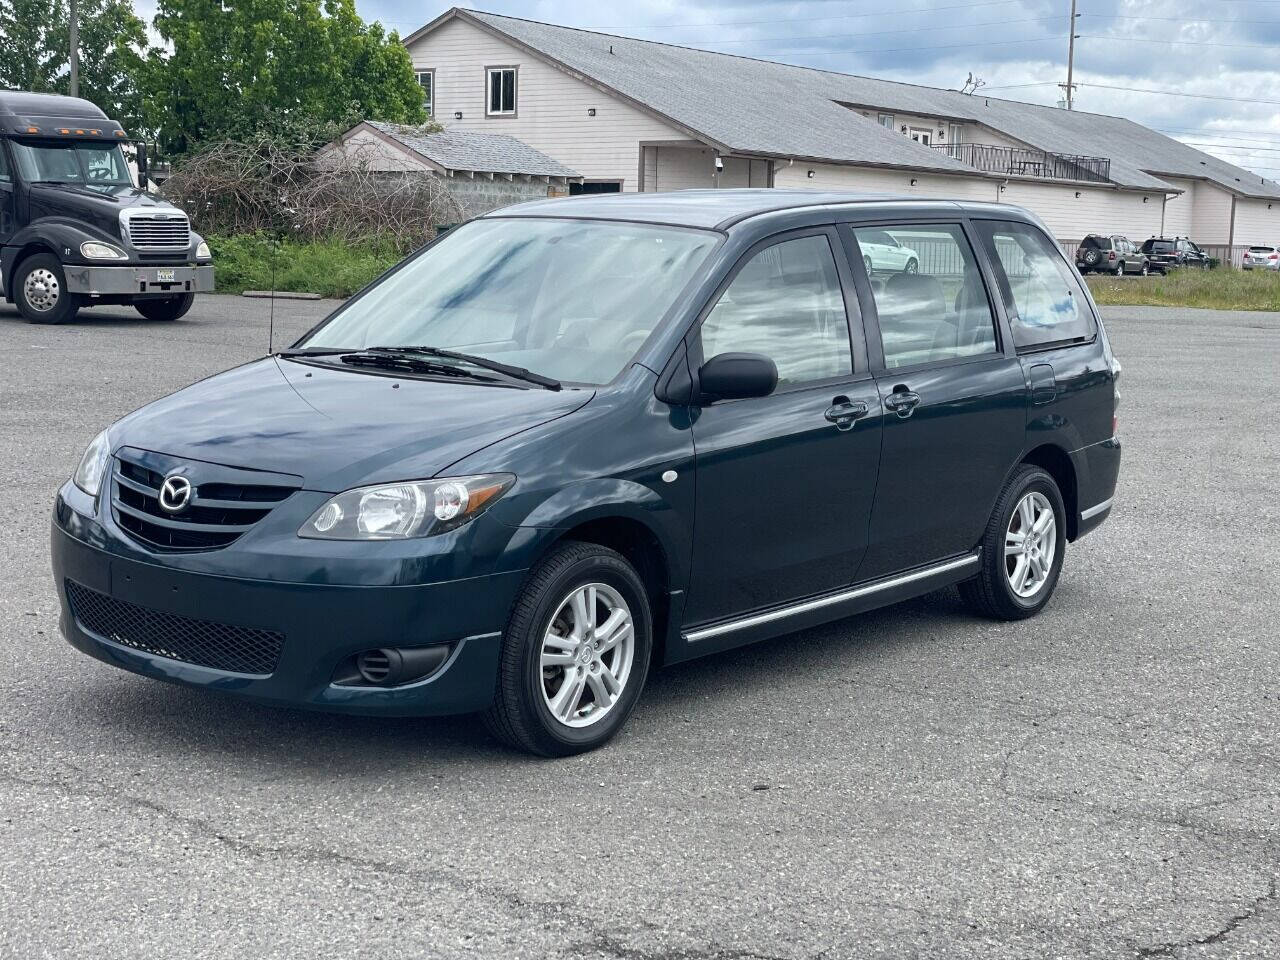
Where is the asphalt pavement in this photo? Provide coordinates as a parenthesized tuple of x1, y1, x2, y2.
(1, 294, 1277, 959)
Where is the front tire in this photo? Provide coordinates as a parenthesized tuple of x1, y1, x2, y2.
(904, 257, 919, 274)
(135, 293, 195, 322)
(484, 542, 653, 756)
(1114, 261, 1125, 277)
(960, 465, 1066, 621)
(14, 254, 81, 324)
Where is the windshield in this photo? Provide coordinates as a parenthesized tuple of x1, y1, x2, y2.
(300, 217, 720, 385)
(11, 140, 133, 187)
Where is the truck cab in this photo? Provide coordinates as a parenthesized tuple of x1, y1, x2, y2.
(0, 91, 213, 324)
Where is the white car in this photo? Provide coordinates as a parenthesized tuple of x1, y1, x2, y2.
(859, 229, 921, 275)
(1242, 245, 1280, 271)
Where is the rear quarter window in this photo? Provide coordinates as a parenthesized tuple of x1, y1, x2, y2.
(976, 220, 1097, 350)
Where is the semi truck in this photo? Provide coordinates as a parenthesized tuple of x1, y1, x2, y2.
(0, 91, 213, 324)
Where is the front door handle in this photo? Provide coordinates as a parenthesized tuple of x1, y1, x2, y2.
(884, 389, 921, 418)
(824, 397, 869, 431)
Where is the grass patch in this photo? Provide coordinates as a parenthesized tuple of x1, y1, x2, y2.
(1086, 268, 1280, 311)
(209, 234, 406, 299)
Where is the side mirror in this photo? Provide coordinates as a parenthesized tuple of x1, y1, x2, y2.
(697, 352, 778, 403)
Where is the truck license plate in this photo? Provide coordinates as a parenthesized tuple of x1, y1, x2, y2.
(156, 269, 176, 282)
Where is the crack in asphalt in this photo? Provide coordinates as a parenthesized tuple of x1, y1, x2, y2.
(1132, 875, 1278, 957)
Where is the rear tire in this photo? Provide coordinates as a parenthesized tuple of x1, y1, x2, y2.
(1113, 261, 1125, 277)
(960, 465, 1066, 621)
(14, 254, 81, 324)
(483, 542, 653, 756)
(135, 293, 195, 322)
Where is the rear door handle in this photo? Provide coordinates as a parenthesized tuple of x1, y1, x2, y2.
(824, 397, 869, 431)
(883, 390, 921, 417)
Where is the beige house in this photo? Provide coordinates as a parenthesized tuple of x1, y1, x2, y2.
(403, 8, 1280, 256)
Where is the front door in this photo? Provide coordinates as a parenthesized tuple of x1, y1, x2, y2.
(847, 221, 1027, 580)
(683, 229, 882, 626)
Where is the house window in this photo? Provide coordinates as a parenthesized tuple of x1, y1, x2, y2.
(908, 127, 932, 146)
(948, 123, 962, 144)
(878, 113, 894, 129)
(487, 67, 517, 116)
(416, 70, 434, 116)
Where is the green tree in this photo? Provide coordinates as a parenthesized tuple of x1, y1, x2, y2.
(0, 0, 148, 129)
(148, 0, 425, 155)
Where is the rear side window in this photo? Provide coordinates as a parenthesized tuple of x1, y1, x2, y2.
(698, 234, 853, 386)
(853, 223, 997, 369)
(976, 220, 1096, 350)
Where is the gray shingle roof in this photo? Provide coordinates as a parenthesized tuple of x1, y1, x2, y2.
(458, 10, 1280, 200)
(367, 121, 579, 178)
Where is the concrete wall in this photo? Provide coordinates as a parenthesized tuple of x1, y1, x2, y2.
(407, 16, 690, 190)
(443, 178, 551, 219)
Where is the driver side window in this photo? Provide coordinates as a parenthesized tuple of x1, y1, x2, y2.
(698, 234, 853, 387)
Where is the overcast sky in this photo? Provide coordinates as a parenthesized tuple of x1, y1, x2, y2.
(136, 1, 1280, 181)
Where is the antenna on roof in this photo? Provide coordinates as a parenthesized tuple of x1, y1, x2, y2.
(960, 73, 985, 95)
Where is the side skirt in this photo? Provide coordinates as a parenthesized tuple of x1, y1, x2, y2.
(667, 552, 981, 663)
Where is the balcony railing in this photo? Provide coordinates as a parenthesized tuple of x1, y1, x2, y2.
(932, 143, 1111, 184)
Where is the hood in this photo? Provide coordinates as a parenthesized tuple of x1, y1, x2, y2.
(112, 357, 594, 492)
(28, 183, 182, 241)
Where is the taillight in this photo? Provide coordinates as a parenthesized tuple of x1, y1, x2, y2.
(1270, 253, 1278, 260)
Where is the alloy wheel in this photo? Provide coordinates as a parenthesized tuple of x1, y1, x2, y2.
(539, 582, 636, 728)
(23, 268, 61, 313)
(1005, 491, 1057, 599)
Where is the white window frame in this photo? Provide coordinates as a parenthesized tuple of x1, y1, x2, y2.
(877, 113, 894, 130)
(415, 69, 434, 117)
(908, 127, 932, 145)
(486, 66, 518, 117)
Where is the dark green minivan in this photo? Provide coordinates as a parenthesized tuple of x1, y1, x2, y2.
(52, 191, 1120, 755)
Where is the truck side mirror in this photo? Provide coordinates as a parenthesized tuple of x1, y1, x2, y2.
(134, 141, 148, 185)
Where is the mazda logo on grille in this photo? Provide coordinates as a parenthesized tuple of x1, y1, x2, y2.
(158, 475, 193, 514)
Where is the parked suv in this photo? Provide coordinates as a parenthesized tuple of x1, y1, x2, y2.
(1242, 244, 1280, 271)
(0, 91, 213, 324)
(51, 191, 1121, 756)
(1140, 237, 1210, 272)
(1076, 234, 1150, 275)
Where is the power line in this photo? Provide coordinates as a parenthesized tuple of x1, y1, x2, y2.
(618, 0, 1030, 31)
(1079, 33, 1280, 49)
(1161, 129, 1280, 146)
(696, 36, 1058, 58)
(1079, 82, 1280, 105)
(1181, 141, 1280, 155)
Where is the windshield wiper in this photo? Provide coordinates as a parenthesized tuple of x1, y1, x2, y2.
(335, 351, 502, 382)
(368, 346, 561, 391)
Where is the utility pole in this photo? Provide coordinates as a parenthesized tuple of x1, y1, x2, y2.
(1060, 0, 1079, 110)
(69, 0, 80, 97)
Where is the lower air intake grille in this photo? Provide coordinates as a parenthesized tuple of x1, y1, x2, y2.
(66, 580, 284, 676)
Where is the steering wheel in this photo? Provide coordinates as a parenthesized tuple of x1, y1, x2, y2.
(88, 167, 112, 181)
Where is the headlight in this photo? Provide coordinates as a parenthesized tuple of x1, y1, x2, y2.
(299, 474, 514, 540)
(81, 241, 127, 260)
(196, 241, 211, 260)
(73, 430, 112, 497)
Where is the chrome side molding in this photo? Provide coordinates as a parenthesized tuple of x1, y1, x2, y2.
(1080, 497, 1113, 521)
(684, 553, 981, 643)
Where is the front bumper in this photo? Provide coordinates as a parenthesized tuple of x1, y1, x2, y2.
(64, 264, 215, 297)
(51, 510, 523, 716)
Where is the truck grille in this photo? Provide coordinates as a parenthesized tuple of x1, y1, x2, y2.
(123, 213, 191, 252)
(66, 580, 284, 675)
(111, 450, 298, 551)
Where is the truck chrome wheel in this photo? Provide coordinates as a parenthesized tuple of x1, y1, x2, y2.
(1005, 491, 1057, 598)
(540, 582, 635, 729)
(23, 268, 61, 313)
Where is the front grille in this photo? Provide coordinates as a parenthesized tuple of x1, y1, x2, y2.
(66, 580, 284, 675)
(123, 214, 191, 252)
(111, 451, 298, 551)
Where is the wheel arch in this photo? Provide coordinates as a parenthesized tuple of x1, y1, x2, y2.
(3, 240, 60, 298)
(1019, 443, 1079, 540)
(517, 509, 677, 670)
